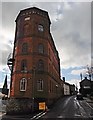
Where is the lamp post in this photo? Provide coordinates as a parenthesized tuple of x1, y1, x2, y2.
(7, 53, 15, 98)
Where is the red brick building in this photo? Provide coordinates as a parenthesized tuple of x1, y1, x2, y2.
(8, 7, 63, 112)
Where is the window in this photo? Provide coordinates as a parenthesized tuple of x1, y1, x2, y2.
(24, 17, 30, 21)
(37, 60, 44, 71)
(20, 78, 27, 91)
(16, 19, 20, 38)
(17, 30, 19, 38)
(38, 44, 44, 54)
(38, 24, 44, 32)
(21, 60, 27, 72)
(37, 79, 43, 91)
(22, 43, 28, 53)
(24, 24, 30, 36)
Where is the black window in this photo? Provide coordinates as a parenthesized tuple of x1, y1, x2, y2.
(21, 59, 27, 72)
(24, 24, 30, 36)
(38, 44, 44, 54)
(37, 59, 44, 71)
(22, 43, 28, 53)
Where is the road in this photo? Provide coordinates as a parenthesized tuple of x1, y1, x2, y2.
(42, 96, 93, 119)
(1, 96, 93, 119)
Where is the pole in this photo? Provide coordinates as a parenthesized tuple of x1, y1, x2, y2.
(80, 73, 82, 81)
(32, 67, 35, 112)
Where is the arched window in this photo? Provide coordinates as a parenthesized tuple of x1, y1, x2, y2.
(38, 44, 44, 54)
(21, 59, 27, 72)
(24, 24, 30, 36)
(37, 79, 43, 91)
(20, 78, 27, 91)
(22, 43, 28, 53)
(16, 19, 20, 38)
(38, 24, 44, 32)
(37, 59, 44, 71)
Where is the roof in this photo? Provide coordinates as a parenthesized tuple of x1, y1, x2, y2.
(80, 78, 91, 83)
(64, 82, 70, 86)
(15, 7, 51, 24)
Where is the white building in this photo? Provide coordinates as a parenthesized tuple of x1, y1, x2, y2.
(63, 82, 70, 95)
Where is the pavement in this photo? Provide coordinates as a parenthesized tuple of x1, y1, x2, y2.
(1, 110, 46, 120)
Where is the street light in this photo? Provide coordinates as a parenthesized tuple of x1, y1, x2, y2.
(7, 53, 15, 98)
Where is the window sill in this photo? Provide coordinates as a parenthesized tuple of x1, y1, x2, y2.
(37, 90, 43, 92)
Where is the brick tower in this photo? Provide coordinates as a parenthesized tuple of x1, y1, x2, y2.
(7, 7, 62, 113)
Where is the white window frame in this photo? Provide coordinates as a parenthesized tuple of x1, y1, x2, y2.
(20, 78, 27, 91)
(37, 79, 43, 91)
(38, 24, 44, 32)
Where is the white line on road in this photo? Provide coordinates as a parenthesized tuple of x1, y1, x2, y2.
(35, 112, 46, 119)
(74, 114, 81, 117)
(76, 99, 87, 117)
(31, 111, 46, 119)
(86, 102, 93, 110)
(57, 115, 64, 118)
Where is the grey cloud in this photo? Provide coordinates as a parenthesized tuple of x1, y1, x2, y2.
(1, 2, 91, 68)
(2, 2, 32, 31)
(0, 44, 12, 66)
(0, 32, 13, 66)
(51, 2, 91, 68)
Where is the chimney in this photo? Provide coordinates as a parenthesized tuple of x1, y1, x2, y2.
(63, 77, 65, 82)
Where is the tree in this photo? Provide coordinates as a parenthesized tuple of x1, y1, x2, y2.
(86, 65, 93, 81)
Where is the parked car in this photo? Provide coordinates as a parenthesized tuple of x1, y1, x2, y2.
(76, 93, 83, 100)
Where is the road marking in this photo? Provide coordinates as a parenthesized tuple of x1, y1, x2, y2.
(31, 111, 46, 119)
(76, 99, 87, 117)
(35, 112, 46, 119)
(86, 102, 93, 110)
(57, 115, 63, 118)
(31, 111, 43, 119)
(74, 114, 81, 117)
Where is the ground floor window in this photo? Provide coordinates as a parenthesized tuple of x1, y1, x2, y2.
(37, 79, 43, 91)
(20, 78, 27, 91)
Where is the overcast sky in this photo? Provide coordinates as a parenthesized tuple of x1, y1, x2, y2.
(0, 0, 92, 89)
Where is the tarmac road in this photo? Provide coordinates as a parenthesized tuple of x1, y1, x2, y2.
(1, 96, 93, 119)
(42, 96, 93, 119)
